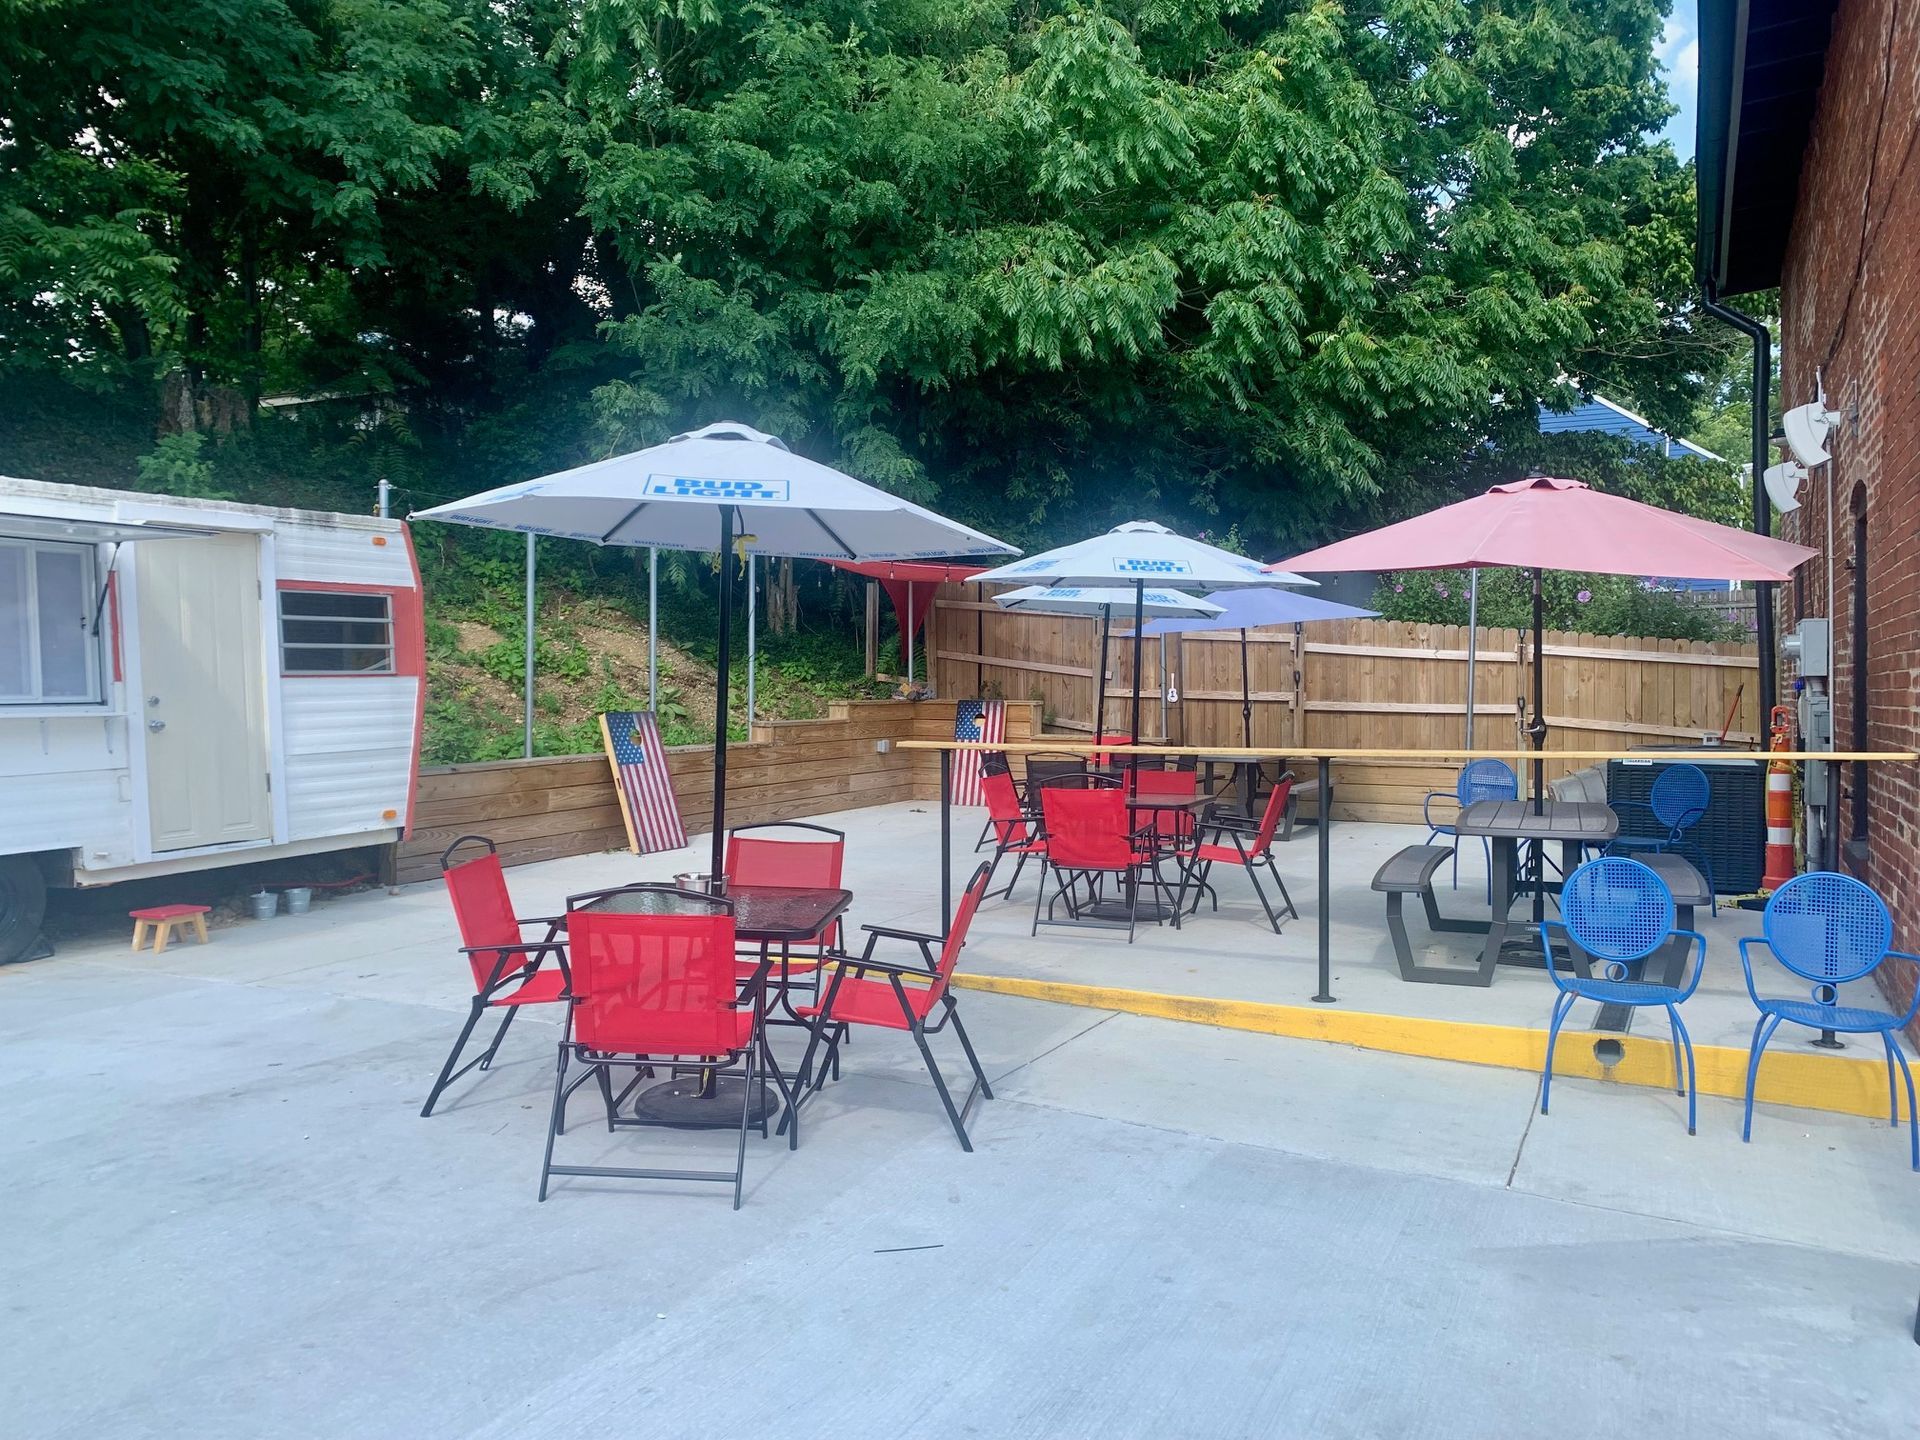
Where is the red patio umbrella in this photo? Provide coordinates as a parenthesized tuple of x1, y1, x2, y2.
(826, 559, 989, 677)
(1271, 476, 1816, 801)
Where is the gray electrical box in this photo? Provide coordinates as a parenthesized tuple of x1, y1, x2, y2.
(1800, 689, 1833, 792)
(1784, 617, 1830, 679)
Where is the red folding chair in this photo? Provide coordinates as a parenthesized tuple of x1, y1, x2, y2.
(982, 760, 1047, 900)
(725, 821, 844, 998)
(421, 835, 570, 1118)
(1032, 780, 1159, 943)
(538, 888, 794, 1209)
(974, 750, 1015, 853)
(1092, 732, 1134, 767)
(792, 864, 995, 1150)
(1176, 775, 1299, 933)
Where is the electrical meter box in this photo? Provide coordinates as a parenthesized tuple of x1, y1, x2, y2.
(1784, 618, 1830, 679)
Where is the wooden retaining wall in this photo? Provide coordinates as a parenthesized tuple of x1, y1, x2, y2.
(393, 699, 1039, 884)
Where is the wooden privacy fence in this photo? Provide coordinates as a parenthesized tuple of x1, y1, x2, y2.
(930, 586, 1760, 823)
(393, 698, 1039, 883)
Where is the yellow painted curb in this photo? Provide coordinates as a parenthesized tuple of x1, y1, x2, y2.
(951, 972, 1912, 1123)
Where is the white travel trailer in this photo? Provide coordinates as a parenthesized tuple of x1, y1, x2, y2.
(0, 477, 425, 963)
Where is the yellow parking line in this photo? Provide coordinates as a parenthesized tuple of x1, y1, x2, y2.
(951, 972, 1910, 1121)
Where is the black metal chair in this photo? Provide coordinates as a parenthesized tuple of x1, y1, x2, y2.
(1022, 755, 1089, 820)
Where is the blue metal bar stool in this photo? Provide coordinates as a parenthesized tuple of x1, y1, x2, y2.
(1738, 872, 1920, 1170)
(1538, 857, 1706, 1133)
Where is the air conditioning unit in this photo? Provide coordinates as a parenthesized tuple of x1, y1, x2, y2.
(1605, 756, 1764, 895)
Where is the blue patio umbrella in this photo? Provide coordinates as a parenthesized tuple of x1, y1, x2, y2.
(995, 585, 1224, 737)
(975, 523, 1314, 748)
(1133, 588, 1379, 748)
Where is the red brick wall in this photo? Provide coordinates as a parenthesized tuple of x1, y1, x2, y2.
(1774, 0, 1920, 1037)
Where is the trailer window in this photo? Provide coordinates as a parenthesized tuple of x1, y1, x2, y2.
(280, 590, 394, 674)
(0, 540, 101, 704)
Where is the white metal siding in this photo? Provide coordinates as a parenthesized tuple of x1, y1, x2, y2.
(279, 678, 417, 838)
(1, 480, 421, 879)
(275, 520, 416, 588)
(0, 715, 135, 865)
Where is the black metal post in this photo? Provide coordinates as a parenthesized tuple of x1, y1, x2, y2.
(941, 746, 953, 937)
(1313, 755, 1334, 1003)
(1701, 289, 1776, 713)
(710, 507, 736, 882)
(1240, 628, 1253, 749)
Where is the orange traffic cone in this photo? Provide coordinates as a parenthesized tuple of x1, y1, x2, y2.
(1762, 704, 1796, 892)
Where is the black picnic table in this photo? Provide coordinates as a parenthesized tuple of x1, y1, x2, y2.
(1454, 799, 1618, 975)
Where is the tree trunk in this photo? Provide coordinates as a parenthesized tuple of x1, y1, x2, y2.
(767, 558, 799, 634)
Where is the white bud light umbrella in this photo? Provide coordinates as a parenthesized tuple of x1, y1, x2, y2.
(994, 585, 1224, 738)
(416, 422, 1017, 881)
(974, 521, 1313, 750)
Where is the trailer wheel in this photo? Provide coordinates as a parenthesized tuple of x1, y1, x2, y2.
(0, 855, 49, 966)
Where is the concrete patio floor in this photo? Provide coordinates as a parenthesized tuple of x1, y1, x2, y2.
(5, 801, 1918, 1438)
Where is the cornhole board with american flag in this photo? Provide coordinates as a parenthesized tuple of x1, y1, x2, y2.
(950, 700, 1006, 806)
(599, 711, 689, 855)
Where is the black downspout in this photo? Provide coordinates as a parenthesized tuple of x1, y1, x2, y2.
(1701, 287, 1778, 714)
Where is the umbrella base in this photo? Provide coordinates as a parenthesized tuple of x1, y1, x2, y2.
(632, 1074, 776, 1129)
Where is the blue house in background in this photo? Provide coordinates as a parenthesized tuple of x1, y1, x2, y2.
(1538, 393, 1734, 592)
(1537, 392, 1725, 462)
(1536, 389, 1735, 462)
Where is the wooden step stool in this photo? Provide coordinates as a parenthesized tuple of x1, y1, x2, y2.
(130, 904, 211, 953)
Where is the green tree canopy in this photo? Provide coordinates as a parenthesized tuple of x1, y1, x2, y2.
(2, 0, 1725, 555)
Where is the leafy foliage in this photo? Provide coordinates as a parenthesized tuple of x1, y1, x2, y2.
(1371, 568, 1747, 643)
(6, 0, 1720, 554)
(2, 0, 1748, 759)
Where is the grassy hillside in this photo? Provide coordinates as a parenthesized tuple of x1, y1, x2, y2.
(423, 590, 895, 765)
(2, 379, 895, 764)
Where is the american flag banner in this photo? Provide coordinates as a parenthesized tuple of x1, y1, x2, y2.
(950, 699, 1006, 806)
(600, 711, 689, 855)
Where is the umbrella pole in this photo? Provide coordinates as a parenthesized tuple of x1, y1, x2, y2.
(1465, 569, 1478, 749)
(1095, 605, 1111, 738)
(523, 532, 537, 759)
(1128, 582, 1145, 782)
(711, 508, 736, 883)
(1530, 566, 1546, 927)
(1240, 627, 1252, 749)
(1530, 567, 1545, 809)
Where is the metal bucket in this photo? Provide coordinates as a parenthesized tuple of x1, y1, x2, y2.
(283, 887, 313, 916)
(673, 872, 728, 896)
(249, 891, 279, 921)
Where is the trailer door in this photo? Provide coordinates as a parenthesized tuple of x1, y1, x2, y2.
(137, 533, 272, 851)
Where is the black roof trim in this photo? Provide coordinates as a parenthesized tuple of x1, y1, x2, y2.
(1696, 0, 1841, 296)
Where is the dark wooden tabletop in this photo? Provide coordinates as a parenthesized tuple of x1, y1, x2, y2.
(571, 885, 852, 942)
(1454, 799, 1619, 843)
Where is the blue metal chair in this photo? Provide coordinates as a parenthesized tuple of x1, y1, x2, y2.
(1423, 759, 1517, 896)
(1738, 872, 1920, 1170)
(1607, 762, 1716, 914)
(1538, 858, 1706, 1133)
